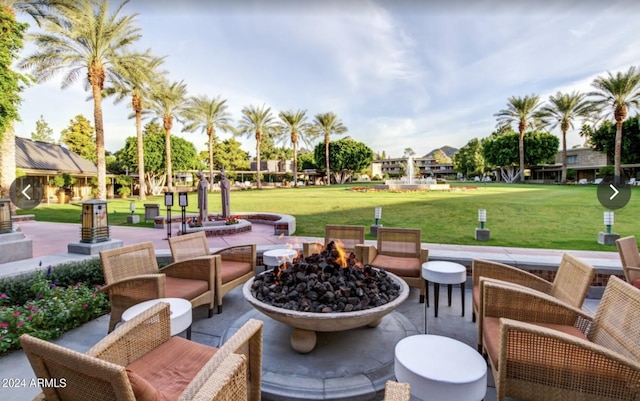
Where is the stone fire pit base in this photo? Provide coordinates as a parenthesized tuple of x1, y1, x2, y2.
(224, 309, 419, 401)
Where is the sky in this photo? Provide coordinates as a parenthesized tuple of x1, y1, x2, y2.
(13, 0, 640, 159)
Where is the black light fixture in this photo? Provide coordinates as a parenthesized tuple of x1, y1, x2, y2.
(179, 192, 188, 235)
(164, 192, 174, 238)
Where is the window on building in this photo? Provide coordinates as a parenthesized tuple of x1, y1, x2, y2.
(567, 155, 578, 164)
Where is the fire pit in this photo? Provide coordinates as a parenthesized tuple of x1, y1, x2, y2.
(243, 242, 409, 353)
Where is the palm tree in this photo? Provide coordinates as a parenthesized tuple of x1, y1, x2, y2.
(494, 94, 542, 182)
(18, 0, 143, 199)
(312, 112, 347, 185)
(146, 79, 188, 193)
(181, 95, 233, 191)
(103, 50, 165, 200)
(277, 109, 314, 187)
(590, 66, 640, 185)
(236, 104, 278, 189)
(539, 91, 594, 184)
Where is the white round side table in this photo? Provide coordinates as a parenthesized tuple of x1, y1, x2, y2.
(422, 261, 467, 317)
(122, 298, 192, 339)
(395, 334, 487, 401)
(263, 248, 298, 271)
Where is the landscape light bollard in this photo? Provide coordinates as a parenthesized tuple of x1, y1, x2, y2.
(80, 199, 110, 243)
(370, 206, 383, 237)
(475, 208, 490, 241)
(126, 201, 139, 224)
(179, 192, 188, 235)
(597, 210, 619, 245)
(0, 198, 12, 234)
(164, 192, 173, 239)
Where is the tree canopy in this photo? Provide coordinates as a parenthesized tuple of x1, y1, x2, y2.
(590, 115, 640, 165)
(60, 115, 96, 162)
(453, 138, 485, 177)
(314, 137, 373, 184)
(0, 8, 27, 142)
(30, 115, 55, 143)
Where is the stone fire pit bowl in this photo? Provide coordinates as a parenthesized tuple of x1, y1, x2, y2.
(242, 270, 409, 353)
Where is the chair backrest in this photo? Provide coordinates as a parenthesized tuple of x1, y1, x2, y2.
(100, 242, 159, 284)
(324, 224, 365, 253)
(549, 253, 595, 308)
(616, 236, 640, 283)
(169, 231, 210, 262)
(376, 227, 421, 258)
(589, 276, 640, 363)
(20, 334, 135, 401)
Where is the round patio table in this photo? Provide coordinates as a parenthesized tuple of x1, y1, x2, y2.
(122, 297, 192, 339)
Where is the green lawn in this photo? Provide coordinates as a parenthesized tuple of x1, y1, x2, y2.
(17, 183, 639, 251)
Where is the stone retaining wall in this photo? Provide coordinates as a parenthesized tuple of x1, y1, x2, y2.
(154, 212, 296, 236)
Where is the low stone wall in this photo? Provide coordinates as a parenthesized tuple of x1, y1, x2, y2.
(154, 212, 296, 236)
(178, 219, 252, 237)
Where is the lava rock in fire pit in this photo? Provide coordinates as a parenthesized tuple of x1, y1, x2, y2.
(251, 241, 401, 313)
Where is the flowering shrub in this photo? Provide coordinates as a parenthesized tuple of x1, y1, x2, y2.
(187, 217, 203, 227)
(225, 216, 240, 225)
(0, 268, 109, 355)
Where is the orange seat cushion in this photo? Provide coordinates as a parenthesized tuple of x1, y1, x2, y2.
(126, 369, 170, 401)
(632, 278, 640, 289)
(483, 317, 588, 368)
(165, 276, 209, 300)
(127, 336, 217, 401)
(369, 255, 421, 278)
(221, 260, 253, 283)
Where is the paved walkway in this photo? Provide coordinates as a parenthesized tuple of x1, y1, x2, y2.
(0, 220, 617, 400)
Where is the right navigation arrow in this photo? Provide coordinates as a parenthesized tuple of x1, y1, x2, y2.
(609, 184, 619, 200)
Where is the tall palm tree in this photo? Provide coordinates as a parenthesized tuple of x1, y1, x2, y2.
(146, 79, 188, 193)
(277, 109, 314, 187)
(236, 104, 278, 189)
(103, 50, 165, 200)
(539, 91, 594, 184)
(18, 0, 142, 199)
(181, 95, 233, 191)
(494, 94, 542, 182)
(590, 66, 640, 185)
(312, 112, 347, 185)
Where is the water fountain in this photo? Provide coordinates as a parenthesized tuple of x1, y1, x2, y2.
(379, 156, 451, 190)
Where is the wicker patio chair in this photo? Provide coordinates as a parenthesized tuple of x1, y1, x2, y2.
(481, 276, 640, 401)
(100, 241, 215, 333)
(383, 380, 411, 401)
(302, 224, 366, 257)
(472, 253, 595, 352)
(616, 235, 640, 289)
(358, 227, 428, 303)
(169, 231, 256, 313)
(20, 303, 264, 401)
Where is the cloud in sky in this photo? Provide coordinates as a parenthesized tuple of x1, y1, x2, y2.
(14, 0, 640, 159)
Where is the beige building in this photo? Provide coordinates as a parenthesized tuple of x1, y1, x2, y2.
(530, 147, 610, 183)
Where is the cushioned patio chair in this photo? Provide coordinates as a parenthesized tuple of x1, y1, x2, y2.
(472, 253, 595, 352)
(480, 276, 640, 401)
(21, 302, 263, 401)
(169, 231, 256, 313)
(358, 227, 427, 303)
(616, 235, 640, 289)
(302, 224, 366, 257)
(100, 241, 216, 333)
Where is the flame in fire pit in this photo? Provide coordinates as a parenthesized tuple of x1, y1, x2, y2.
(333, 240, 348, 268)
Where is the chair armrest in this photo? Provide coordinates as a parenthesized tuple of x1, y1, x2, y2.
(180, 353, 248, 401)
(87, 302, 172, 366)
(472, 258, 552, 294)
(356, 244, 377, 265)
(181, 318, 263, 401)
(482, 278, 592, 326)
(302, 241, 324, 258)
(496, 318, 640, 399)
(213, 244, 257, 268)
(384, 380, 411, 401)
(99, 274, 166, 300)
(161, 255, 219, 285)
(419, 248, 429, 263)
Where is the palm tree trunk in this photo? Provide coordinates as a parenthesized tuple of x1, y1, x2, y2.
(325, 133, 330, 185)
(208, 130, 214, 193)
(518, 131, 525, 182)
(135, 109, 146, 200)
(255, 137, 261, 189)
(561, 130, 567, 184)
(614, 120, 623, 185)
(92, 84, 107, 200)
(165, 127, 173, 193)
(293, 139, 298, 187)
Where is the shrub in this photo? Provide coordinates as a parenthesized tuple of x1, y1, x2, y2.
(0, 268, 109, 354)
